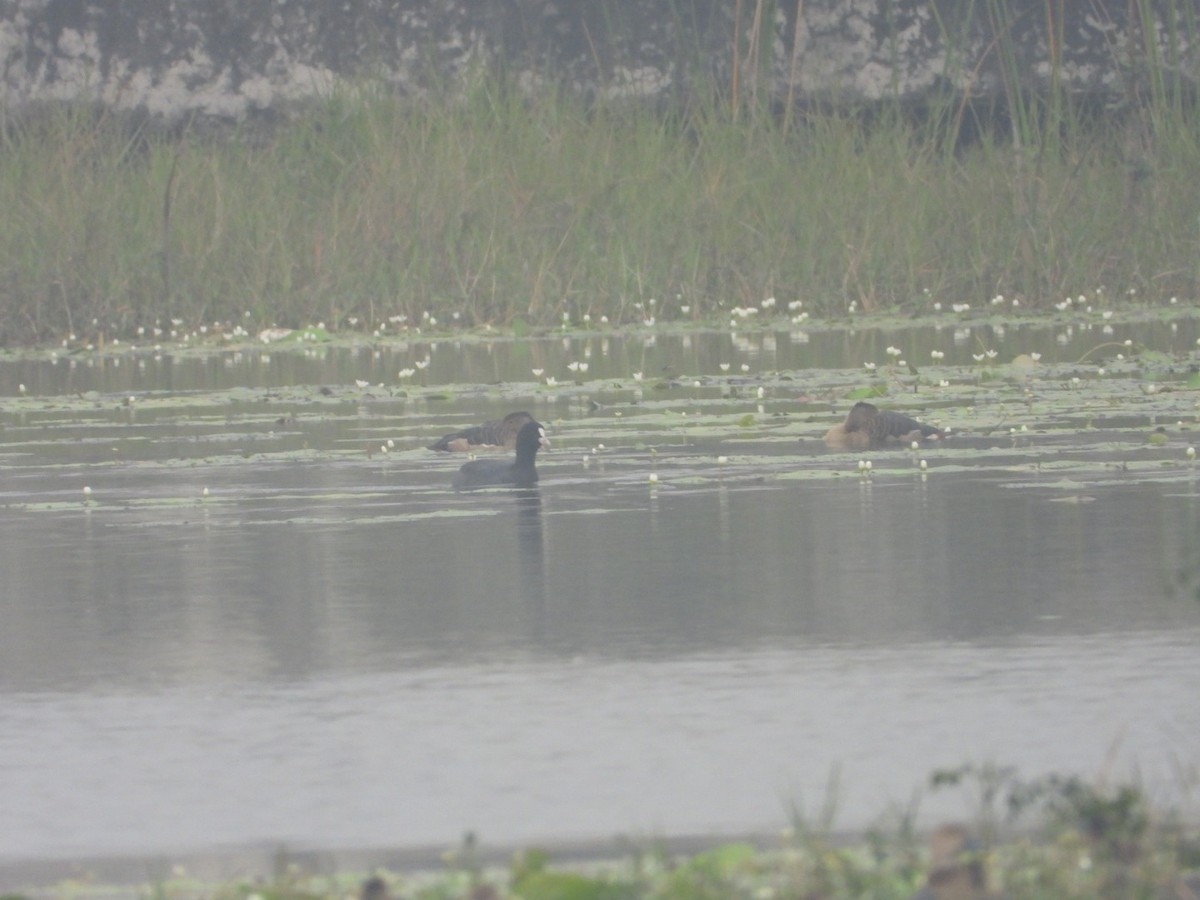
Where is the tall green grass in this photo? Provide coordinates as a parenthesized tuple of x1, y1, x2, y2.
(0, 19, 1197, 345)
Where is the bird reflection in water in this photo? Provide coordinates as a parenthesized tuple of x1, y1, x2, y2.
(514, 488, 548, 624)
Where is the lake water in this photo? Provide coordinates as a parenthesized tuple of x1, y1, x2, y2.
(2, 319, 1200, 884)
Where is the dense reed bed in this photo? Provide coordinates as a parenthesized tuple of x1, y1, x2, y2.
(0, 30, 1197, 347)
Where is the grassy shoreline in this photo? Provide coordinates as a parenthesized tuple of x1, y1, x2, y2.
(4, 770, 1199, 900)
(0, 73, 1197, 349)
(5, 820, 1198, 900)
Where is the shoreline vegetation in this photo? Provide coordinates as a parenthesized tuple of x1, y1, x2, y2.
(4, 767, 1199, 899)
(0, 48, 1197, 349)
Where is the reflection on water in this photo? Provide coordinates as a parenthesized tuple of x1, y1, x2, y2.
(4, 316, 1198, 397)
(2, 468, 1200, 863)
(1, 633, 1198, 862)
(6, 474, 1198, 687)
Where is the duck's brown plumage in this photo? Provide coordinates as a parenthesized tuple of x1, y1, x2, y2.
(824, 401, 944, 450)
(429, 411, 535, 452)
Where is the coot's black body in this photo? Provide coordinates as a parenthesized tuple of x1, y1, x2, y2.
(452, 421, 549, 490)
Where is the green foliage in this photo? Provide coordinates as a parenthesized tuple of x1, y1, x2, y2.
(17, 770, 1200, 900)
(656, 842, 780, 900)
(511, 871, 630, 900)
(0, 5, 1198, 348)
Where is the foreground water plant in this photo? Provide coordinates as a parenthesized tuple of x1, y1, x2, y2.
(12, 770, 1193, 900)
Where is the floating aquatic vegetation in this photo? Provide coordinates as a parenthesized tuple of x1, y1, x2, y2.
(4, 319, 1200, 527)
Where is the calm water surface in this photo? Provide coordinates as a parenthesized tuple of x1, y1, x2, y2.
(2, 322, 1200, 874)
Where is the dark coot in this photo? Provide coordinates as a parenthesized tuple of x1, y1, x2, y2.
(452, 420, 549, 490)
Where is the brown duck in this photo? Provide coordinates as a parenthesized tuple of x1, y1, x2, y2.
(429, 411, 536, 452)
(824, 401, 944, 450)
